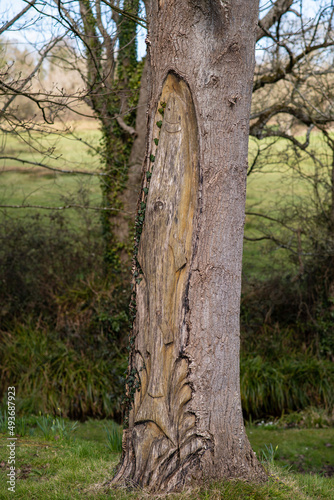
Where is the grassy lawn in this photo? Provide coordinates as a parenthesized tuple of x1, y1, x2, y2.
(248, 425, 334, 476)
(0, 127, 103, 228)
(0, 170, 101, 208)
(243, 132, 332, 280)
(0, 419, 333, 499)
(0, 126, 102, 172)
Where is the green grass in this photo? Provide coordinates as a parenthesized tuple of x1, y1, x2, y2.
(0, 419, 333, 499)
(0, 127, 102, 172)
(0, 128, 103, 227)
(244, 132, 334, 280)
(0, 169, 101, 206)
(248, 426, 334, 476)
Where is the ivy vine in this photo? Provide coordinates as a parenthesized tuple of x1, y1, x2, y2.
(123, 101, 167, 425)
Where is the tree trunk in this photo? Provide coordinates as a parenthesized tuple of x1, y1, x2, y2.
(119, 58, 149, 235)
(113, 0, 266, 492)
(331, 147, 334, 230)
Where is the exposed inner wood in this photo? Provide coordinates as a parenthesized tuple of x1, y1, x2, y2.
(130, 73, 202, 484)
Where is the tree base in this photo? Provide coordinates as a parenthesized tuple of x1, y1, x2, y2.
(110, 427, 267, 493)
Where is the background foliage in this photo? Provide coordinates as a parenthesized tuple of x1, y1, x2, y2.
(0, 0, 334, 425)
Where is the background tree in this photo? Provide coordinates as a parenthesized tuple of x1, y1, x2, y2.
(0, 0, 147, 419)
(1, 0, 334, 430)
(1, 0, 146, 256)
(244, 0, 334, 359)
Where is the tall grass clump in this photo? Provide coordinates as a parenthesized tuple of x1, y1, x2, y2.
(0, 322, 127, 419)
(104, 421, 123, 452)
(36, 415, 78, 441)
(241, 354, 334, 419)
(240, 264, 334, 419)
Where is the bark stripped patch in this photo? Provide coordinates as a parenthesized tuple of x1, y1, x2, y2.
(113, 73, 207, 491)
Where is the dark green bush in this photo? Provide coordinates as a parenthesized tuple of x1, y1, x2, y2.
(241, 354, 334, 419)
(0, 212, 130, 419)
(0, 211, 103, 321)
(0, 322, 127, 419)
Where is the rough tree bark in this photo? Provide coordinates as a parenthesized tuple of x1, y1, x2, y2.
(113, 0, 266, 492)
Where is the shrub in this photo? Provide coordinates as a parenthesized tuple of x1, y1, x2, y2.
(0, 322, 127, 419)
(0, 211, 103, 322)
(0, 211, 131, 420)
(241, 354, 334, 419)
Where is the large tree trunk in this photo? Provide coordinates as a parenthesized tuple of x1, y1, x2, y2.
(113, 0, 266, 492)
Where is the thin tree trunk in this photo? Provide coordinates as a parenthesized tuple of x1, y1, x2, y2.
(331, 148, 334, 229)
(113, 0, 266, 492)
(330, 145, 334, 300)
(119, 58, 149, 235)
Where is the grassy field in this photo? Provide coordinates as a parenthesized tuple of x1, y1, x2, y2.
(2, 125, 330, 280)
(244, 132, 333, 279)
(0, 126, 103, 229)
(0, 418, 333, 499)
(0, 124, 102, 172)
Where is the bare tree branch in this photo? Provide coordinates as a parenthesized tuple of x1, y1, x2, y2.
(116, 115, 137, 137)
(1, 35, 66, 118)
(256, 0, 294, 41)
(0, 156, 108, 176)
(0, 204, 131, 213)
(0, 0, 37, 35)
(101, 0, 147, 28)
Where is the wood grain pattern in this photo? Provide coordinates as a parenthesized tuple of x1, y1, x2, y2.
(130, 74, 204, 486)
